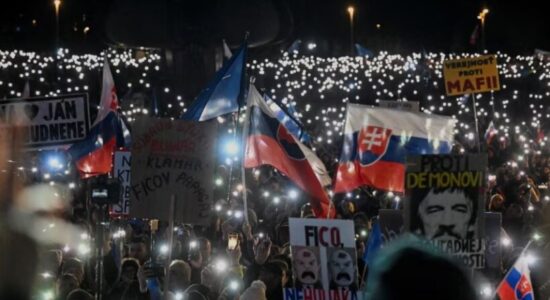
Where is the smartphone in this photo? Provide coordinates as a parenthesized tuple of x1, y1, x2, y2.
(228, 233, 239, 250)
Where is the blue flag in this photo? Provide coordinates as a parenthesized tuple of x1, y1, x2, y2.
(180, 42, 247, 121)
(151, 87, 159, 117)
(355, 43, 374, 58)
(363, 218, 382, 266)
(287, 39, 302, 54)
(265, 95, 310, 143)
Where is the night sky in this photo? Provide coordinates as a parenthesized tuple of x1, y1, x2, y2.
(1, 0, 548, 54)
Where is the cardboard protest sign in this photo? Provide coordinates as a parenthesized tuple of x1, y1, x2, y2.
(111, 151, 131, 215)
(405, 154, 487, 269)
(378, 100, 419, 112)
(443, 55, 500, 96)
(286, 218, 361, 300)
(0, 94, 90, 149)
(130, 117, 217, 224)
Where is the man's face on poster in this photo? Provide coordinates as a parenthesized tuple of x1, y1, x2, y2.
(294, 248, 320, 285)
(329, 250, 355, 286)
(418, 190, 473, 240)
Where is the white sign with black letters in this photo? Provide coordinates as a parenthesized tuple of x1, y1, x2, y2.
(0, 94, 90, 149)
(112, 151, 131, 215)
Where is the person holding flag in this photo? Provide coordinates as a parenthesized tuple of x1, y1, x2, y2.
(68, 60, 131, 177)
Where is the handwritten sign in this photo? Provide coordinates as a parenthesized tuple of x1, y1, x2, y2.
(443, 55, 500, 96)
(286, 218, 360, 300)
(0, 94, 90, 149)
(129, 117, 217, 224)
(111, 151, 131, 215)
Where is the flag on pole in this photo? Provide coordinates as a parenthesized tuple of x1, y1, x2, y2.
(244, 84, 334, 218)
(334, 104, 456, 193)
(363, 218, 382, 266)
(22, 80, 30, 99)
(68, 61, 131, 178)
(355, 43, 374, 58)
(222, 39, 233, 59)
(484, 121, 498, 145)
(287, 39, 302, 54)
(180, 41, 247, 121)
(496, 255, 534, 300)
(470, 24, 480, 45)
(265, 96, 310, 143)
(264, 96, 329, 186)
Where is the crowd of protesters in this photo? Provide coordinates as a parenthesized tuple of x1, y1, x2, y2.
(0, 47, 550, 299)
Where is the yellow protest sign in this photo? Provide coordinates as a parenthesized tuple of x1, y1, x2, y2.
(443, 55, 500, 96)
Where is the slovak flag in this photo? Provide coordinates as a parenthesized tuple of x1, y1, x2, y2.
(334, 104, 456, 193)
(244, 84, 334, 218)
(497, 255, 534, 300)
(68, 61, 131, 178)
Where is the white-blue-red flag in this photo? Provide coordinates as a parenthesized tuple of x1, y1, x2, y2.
(497, 255, 534, 300)
(68, 60, 130, 177)
(334, 104, 456, 193)
(244, 85, 334, 218)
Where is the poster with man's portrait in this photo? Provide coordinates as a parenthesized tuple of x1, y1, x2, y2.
(291, 246, 322, 289)
(405, 154, 487, 269)
(327, 247, 357, 291)
(286, 218, 360, 300)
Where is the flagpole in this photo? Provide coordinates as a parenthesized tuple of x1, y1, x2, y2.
(240, 79, 254, 225)
(491, 239, 534, 299)
(471, 92, 481, 153)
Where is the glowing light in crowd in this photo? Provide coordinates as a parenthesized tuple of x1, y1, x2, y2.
(288, 189, 299, 199)
(229, 280, 239, 290)
(175, 292, 183, 300)
(77, 243, 90, 256)
(224, 139, 239, 155)
(525, 253, 536, 265)
(480, 284, 492, 298)
(215, 259, 228, 272)
(189, 240, 198, 249)
(160, 244, 169, 254)
(501, 237, 511, 247)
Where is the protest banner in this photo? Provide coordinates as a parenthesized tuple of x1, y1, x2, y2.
(129, 117, 217, 224)
(111, 151, 131, 215)
(405, 154, 487, 269)
(285, 218, 361, 300)
(378, 100, 419, 112)
(443, 54, 500, 96)
(0, 94, 90, 149)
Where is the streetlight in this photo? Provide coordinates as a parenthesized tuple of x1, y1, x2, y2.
(477, 8, 489, 51)
(347, 5, 355, 55)
(54, 0, 61, 50)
